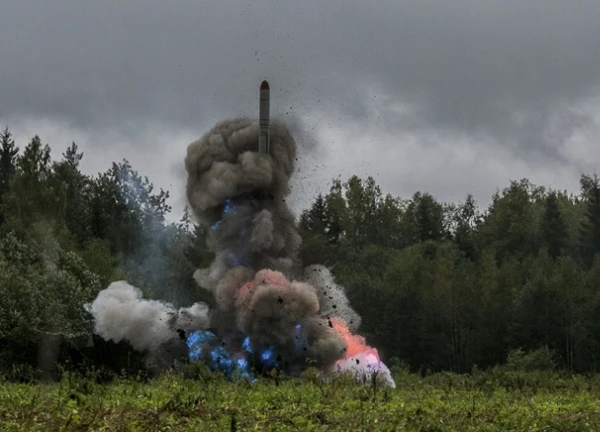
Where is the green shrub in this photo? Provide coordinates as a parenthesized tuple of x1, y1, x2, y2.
(506, 347, 556, 372)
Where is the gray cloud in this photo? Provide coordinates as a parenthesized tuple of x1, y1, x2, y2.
(1, 0, 600, 216)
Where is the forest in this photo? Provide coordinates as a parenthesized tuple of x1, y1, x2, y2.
(1, 125, 600, 378)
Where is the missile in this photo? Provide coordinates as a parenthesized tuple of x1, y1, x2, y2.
(259, 80, 270, 154)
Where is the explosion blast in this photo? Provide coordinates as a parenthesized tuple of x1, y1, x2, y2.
(86, 85, 395, 388)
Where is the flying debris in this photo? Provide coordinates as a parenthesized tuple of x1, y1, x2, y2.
(259, 80, 270, 155)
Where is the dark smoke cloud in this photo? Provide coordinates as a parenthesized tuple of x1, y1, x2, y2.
(87, 118, 394, 387)
(234, 270, 319, 346)
(184, 118, 352, 365)
(187, 118, 302, 286)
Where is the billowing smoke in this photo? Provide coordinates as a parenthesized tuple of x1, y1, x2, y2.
(85, 281, 210, 370)
(187, 118, 302, 287)
(86, 117, 395, 387)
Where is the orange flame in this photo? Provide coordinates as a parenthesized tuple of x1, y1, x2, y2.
(330, 317, 380, 360)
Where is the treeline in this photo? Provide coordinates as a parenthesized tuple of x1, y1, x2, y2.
(298, 175, 600, 373)
(1, 126, 600, 376)
(0, 128, 210, 374)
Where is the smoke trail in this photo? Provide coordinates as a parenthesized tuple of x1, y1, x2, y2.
(86, 117, 395, 387)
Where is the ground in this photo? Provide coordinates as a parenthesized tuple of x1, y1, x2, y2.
(0, 368, 599, 431)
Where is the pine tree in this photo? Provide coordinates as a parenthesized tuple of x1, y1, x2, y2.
(18, 135, 51, 184)
(402, 192, 446, 245)
(477, 179, 539, 264)
(53, 142, 92, 246)
(299, 194, 328, 236)
(324, 179, 346, 244)
(453, 194, 480, 261)
(5, 135, 64, 228)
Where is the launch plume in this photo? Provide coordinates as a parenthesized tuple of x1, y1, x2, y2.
(86, 87, 395, 387)
(186, 118, 301, 286)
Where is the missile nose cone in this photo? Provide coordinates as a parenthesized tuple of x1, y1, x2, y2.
(260, 80, 270, 90)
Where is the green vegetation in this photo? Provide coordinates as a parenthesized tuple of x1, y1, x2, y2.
(3, 127, 600, 375)
(1, 368, 599, 431)
(2, 126, 600, 428)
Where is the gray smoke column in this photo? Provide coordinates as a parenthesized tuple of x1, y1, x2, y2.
(184, 117, 352, 368)
(86, 113, 395, 387)
(184, 116, 394, 383)
(186, 118, 302, 288)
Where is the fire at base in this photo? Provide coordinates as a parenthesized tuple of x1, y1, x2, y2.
(86, 81, 395, 388)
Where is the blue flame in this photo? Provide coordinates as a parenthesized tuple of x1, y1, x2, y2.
(234, 358, 255, 381)
(186, 330, 219, 362)
(223, 199, 234, 214)
(208, 345, 233, 371)
(260, 346, 278, 369)
(186, 330, 260, 381)
(211, 199, 235, 231)
(186, 330, 218, 348)
(242, 336, 252, 353)
(188, 345, 203, 361)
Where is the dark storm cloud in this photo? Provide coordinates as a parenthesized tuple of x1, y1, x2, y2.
(2, 1, 597, 129)
(1, 0, 600, 212)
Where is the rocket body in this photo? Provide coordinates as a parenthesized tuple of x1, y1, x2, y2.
(259, 80, 270, 154)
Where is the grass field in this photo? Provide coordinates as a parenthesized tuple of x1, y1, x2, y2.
(1, 367, 599, 431)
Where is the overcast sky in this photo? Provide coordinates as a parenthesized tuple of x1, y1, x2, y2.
(1, 0, 600, 220)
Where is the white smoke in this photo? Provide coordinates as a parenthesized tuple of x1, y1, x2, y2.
(329, 351, 396, 389)
(85, 281, 210, 354)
